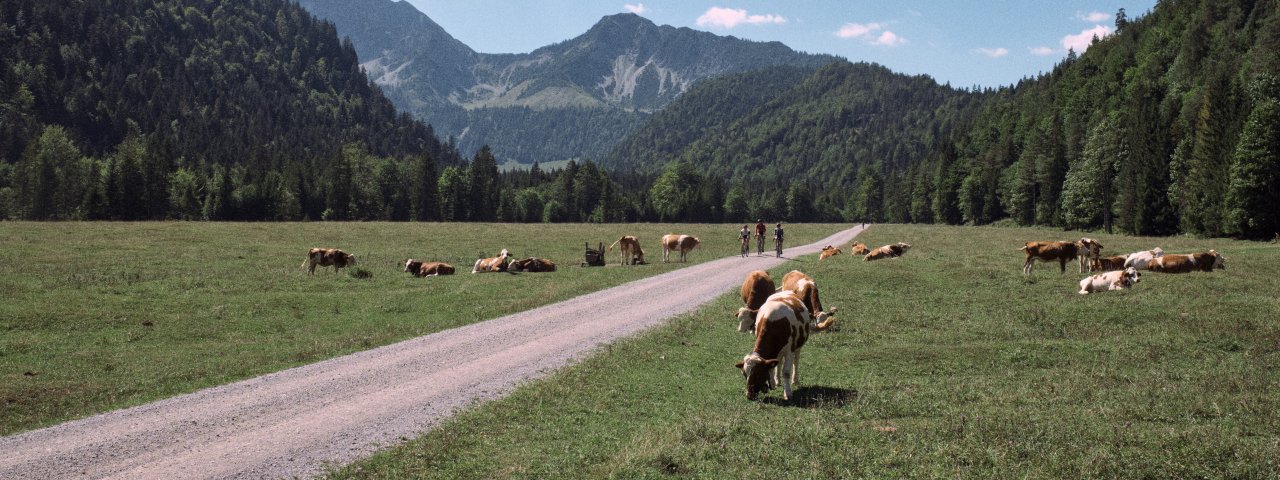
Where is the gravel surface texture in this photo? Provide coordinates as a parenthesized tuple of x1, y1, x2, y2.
(0, 225, 864, 479)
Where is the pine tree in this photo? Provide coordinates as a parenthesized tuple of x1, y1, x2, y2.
(411, 152, 440, 221)
(1224, 80, 1280, 238)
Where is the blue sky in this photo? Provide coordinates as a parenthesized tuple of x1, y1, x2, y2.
(405, 0, 1159, 88)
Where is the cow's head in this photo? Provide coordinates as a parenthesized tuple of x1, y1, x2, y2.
(344, 253, 357, 266)
(814, 308, 838, 331)
(404, 259, 420, 273)
(1151, 247, 1165, 257)
(498, 248, 510, 259)
(897, 242, 912, 251)
(1210, 249, 1225, 270)
(1077, 238, 1103, 256)
(1122, 267, 1141, 287)
(735, 353, 779, 400)
(735, 308, 755, 333)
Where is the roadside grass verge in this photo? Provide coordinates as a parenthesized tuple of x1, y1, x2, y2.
(332, 224, 1280, 478)
(0, 222, 845, 435)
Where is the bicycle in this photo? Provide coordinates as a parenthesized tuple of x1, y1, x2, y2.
(740, 236, 750, 257)
(775, 237, 783, 257)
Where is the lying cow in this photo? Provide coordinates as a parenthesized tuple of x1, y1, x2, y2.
(1019, 241, 1078, 274)
(1147, 250, 1225, 273)
(734, 290, 835, 401)
(737, 270, 776, 333)
(660, 234, 700, 263)
(1079, 267, 1141, 294)
(1077, 238, 1104, 273)
(607, 235, 645, 265)
(302, 248, 357, 275)
(865, 242, 912, 261)
(850, 242, 869, 256)
(1091, 255, 1128, 272)
(472, 248, 512, 273)
(819, 246, 842, 261)
(404, 259, 455, 277)
(780, 270, 836, 327)
(509, 257, 557, 273)
(1123, 247, 1165, 270)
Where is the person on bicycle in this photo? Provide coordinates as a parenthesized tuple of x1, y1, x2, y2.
(754, 219, 766, 256)
(773, 222, 785, 257)
(739, 225, 750, 257)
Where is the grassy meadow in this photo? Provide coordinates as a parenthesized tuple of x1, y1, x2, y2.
(332, 224, 1280, 478)
(0, 222, 845, 435)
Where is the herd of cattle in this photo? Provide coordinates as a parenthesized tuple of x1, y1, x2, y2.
(1019, 238, 1225, 294)
(734, 269, 839, 401)
(818, 241, 913, 261)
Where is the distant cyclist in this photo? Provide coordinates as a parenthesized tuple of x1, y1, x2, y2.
(739, 225, 750, 257)
(754, 219, 766, 256)
(774, 222, 785, 257)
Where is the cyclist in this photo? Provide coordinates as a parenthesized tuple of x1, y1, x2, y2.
(773, 222, 785, 257)
(754, 219, 766, 256)
(739, 225, 750, 257)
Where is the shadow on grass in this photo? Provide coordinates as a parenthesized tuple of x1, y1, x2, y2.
(762, 385, 858, 408)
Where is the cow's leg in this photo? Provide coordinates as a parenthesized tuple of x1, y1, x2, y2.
(1023, 257, 1033, 275)
(1059, 258, 1068, 274)
(781, 351, 795, 401)
(791, 350, 801, 387)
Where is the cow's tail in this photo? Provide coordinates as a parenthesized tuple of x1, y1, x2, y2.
(607, 237, 623, 252)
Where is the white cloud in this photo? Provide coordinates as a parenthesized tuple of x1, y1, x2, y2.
(1029, 46, 1056, 56)
(696, 7, 786, 29)
(836, 22, 881, 39)
(872, 30, 905, 46)
(1061, 25, 1113, 52)
(1076, 11, 1111, 22)
(835, 22, 905, 46)
(623, 3, 646, 15)
(974, 47, 1009, 58)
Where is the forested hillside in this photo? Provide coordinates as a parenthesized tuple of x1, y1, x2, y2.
(0, 0, 459, 220)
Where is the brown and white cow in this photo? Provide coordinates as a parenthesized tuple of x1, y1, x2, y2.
(660, 234, 700, 263)
(1077, 238, 1104, 273)
(1091, 255, 1128, 272)
(1147, 250, 1225, 274)
(779, 270, 836, 327)
(302, 248, 357, 275)
(471, 248, 511, 273)
(865, 242, 912, 261)
(1079, 267, 1141, 294)
(819, 246, 842, 261)
(405, 259, 455, 277)
(850, 242, 869, 256)
(1123, 247, 1165, 270)
(737, 270, 776, 333)
(509, 257, 557, 273)
(1019, 241, 1078, 274)
(607, 235, 645, 265)
(734, 290, 836, 401)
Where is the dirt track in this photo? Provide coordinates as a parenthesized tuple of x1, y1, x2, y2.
(0, 225, 864, 479)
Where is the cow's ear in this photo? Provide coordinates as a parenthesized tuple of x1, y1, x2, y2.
(734, 360, 745, 369)
(763, 358, 780, 367)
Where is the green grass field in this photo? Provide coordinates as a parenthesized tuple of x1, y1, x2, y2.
(0, 222, 845, 435)
(331, 224, 1280, 478)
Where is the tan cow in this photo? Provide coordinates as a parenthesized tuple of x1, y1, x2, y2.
(607, 236, 645, 265)
(1147, 250, 1225, 273)
(779, 270, 836, 327)
(819, 246, 842, 261)
(1079, 267, 1141, 294)
(1091, 255, 1128, 272)
(865, 242, 912, 261)
(471, 248, 511, 273)
(302, 248, 357, 275)
(737, 270, 776, 333)
(734, 290, 835, 401)
(405, 259, 455, 277)
(850, 242, 869, 256)
(660, 234, 700, 263)
(1019, 241, 1078, 274)
(509, 257, 557, 272)
(1077, 238, 1104, 273)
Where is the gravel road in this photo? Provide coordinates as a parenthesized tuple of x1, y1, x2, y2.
(0, 225, 864, 479)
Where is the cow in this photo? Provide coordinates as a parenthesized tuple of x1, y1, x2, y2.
(1077, 238, 1104, 273)
(779, 270, 836, 327)
(1091, 255, 1128, 272)
(302, 248, 357, 275)
(405, 259, 454, 277)
(736, 270, 776, 333)
(733, 290, 836, 401)
(1019, 241, 1078, 274)
(1123, 247, 1165, 270)
(850, 242, 869, 256)
(660, 234, 700, 263)
(865, 242, 912, 261)
(509, 257, 557, 273)
(471, 249, 511, 273)
(1079, 267, 1141, 294)
(819, 246, 842, 261)
(607, 235, 645, 265)
(1147, 250, 1225, 274)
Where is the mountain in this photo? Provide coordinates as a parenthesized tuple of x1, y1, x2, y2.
(296, 0, 839, 162)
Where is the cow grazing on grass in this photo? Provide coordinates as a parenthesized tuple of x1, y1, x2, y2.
(850, 242, 869, 256)
(660, 234, 700, 263)
(302, 248, 357, 275)
(607, 235, 645, 265)
(734, 290, 836, 401)
(472, 249, 511, 273)
(819, 246, 842, 261)
(1019, 241, 1078, 274)
(1124, 247, 1165, 270)
(1079, 267, 1141, 294)
(865, 242, 912, 261)
(779, 270, 836, 328)
(1091, 255, 1128, 272)
(405, 259, 455, 277)
(1148, 250, 1225, 274)
(509, 257, 557, 273)
(1077, 238, 1104, 273)
(737, 270, 776, 333)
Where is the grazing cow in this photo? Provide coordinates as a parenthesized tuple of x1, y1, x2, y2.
(471, 249, 512, 273)
(865, 242, 912, 261)
(405, 259, 455, 277)
(1091, 255, 1128, 272)
(302, 248, 357, 275)
(1079, 267, 1141, 294)
(1123, 247, 1165, 270)
(1147, 250, 1225, 273)
(607, 235, 645, 265)
(850, 242, 869, 256)
(819, 246, 842, 261)
(660, 234, 701, 263)
(1019, 241, 1078, 274)
(734, 291, 836, 401)
(779, 270, 836, 327)
(509, 257, 557, 273)
(736, 270, 776, 333)
(1077, 238, 1104, 273)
